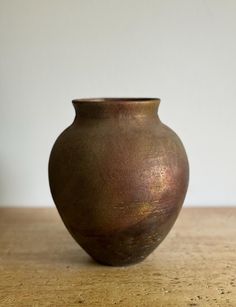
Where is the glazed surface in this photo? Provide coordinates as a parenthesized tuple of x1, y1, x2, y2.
(49, 99, 189, 265)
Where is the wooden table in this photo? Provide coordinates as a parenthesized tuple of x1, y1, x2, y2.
(0, 208, 235, 306)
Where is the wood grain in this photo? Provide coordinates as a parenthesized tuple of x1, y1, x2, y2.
(0, 208, 235, 306)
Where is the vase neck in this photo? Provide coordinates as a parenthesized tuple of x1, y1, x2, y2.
(72, 98, 160, 120)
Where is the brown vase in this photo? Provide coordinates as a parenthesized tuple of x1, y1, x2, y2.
(48, 98, 189, 266)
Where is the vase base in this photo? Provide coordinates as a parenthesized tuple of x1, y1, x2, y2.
(90, 254, 149, 267)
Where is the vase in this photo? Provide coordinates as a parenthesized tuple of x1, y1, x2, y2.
(48, 98, 189, 266)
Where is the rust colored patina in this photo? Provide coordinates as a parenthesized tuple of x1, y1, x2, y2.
(48, 98, 189, 266)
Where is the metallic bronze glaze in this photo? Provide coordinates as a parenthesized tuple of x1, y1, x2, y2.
(48, 98, 189, 266)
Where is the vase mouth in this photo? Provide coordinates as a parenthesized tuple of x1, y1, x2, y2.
(72, 97, 160, 104)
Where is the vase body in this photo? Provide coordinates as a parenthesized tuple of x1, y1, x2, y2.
(48, 98, 189, 266)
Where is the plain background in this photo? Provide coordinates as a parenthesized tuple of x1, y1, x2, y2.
(0, 0, 235, 207)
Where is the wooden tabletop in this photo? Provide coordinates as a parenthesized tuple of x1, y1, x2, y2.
(0, 208, 235, 306)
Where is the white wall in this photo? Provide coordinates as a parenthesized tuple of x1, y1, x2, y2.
(0, 0, 236, 207)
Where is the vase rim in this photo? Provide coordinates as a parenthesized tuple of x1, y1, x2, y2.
(72, 97, 160, 104)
